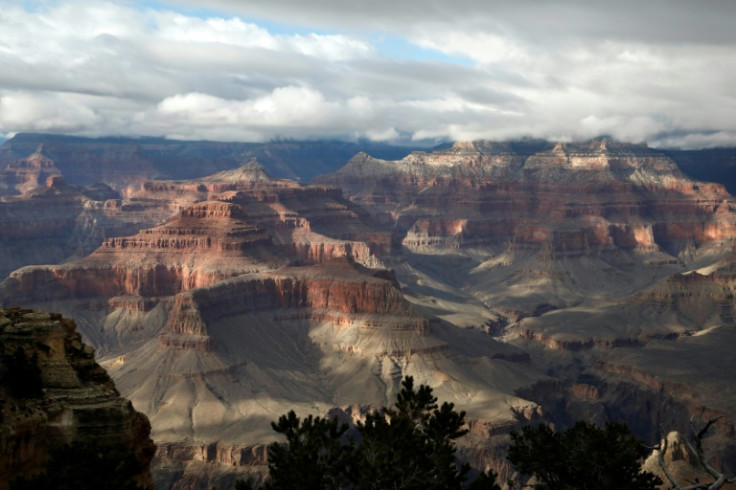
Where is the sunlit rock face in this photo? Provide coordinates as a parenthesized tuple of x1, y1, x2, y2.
(317, 138, 736, 314)
(0, 145, 63, 196)
(317, 138, 736, 480)
(0, 163, 389, 352)
(0, 173, 155, 280)
(0, 307, 155, 490)
(0, 159, 541, 488)
(3, 138, 736, 488)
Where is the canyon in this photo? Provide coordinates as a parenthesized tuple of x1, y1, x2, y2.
(1, 134, 735, 487)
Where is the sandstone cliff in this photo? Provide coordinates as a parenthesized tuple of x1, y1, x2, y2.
(0, 174, 155, 281)
(318, 138, 736, 316)
(0, 306, 155, 489)
(3, 138, 736, 488)
(0, 159, 544, 487)
(316, 139, 736, 481)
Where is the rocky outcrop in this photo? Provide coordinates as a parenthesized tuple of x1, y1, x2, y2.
(0, 175, 154, 280)
(0, 307, 155, 489)
(318, 139, 736, 322)
(643, 431, 736, 489)
(4, 136, 736, 489)
(319, 139, 736, 257)
(0, 160, 400, 369)
(667, 147, 736, 195)
(0, 145, 62, 196)
(159, 260, 432, 355)
(3, 201, 273, 302)
(0, 161, 540, 488)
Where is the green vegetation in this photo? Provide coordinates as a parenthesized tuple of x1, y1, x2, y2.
(507, 421, 662, 490)
(263, 379, 664, 490)
(264, 376, 499, 489)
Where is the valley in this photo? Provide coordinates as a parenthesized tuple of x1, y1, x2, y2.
(1, 134, 735, 488)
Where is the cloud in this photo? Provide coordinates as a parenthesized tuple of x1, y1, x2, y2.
(176, 0, 736, 46)
(150, 87, 337, 128)
(0, 92, 102, 133)
(0, 0, 734, 147)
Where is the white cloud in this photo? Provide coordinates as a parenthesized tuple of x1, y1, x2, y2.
(411, 31, 531, 64)
(150, 13, 373, 61)
(0, 92, 102, 133)
(0, 0, 734, 147)
(364, 127, 399, 142)
(152, 87, 336, 128)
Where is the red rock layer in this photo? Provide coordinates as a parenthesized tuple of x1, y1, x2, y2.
(0, 176, 152, 280)
(160, 260, 427, 352)
(632, 246, 736, 327)
(4, 201, 275, 304)
(318, 139, 736, 258)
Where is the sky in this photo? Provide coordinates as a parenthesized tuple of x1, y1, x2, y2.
(0, 0, 735, 148)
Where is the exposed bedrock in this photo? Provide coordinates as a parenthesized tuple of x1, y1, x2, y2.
(0, 145, 62, 196)
(0, 307, 155, 489)
(0, 175, 150, 280)
(319, 140, 736, 260)
(515, 369, 736, 478)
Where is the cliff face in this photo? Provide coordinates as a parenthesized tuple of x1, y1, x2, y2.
(318, 139, 736, 315)
(313, 139, 736, 482)
(0, 175, 153, 281)
(0, 307, 155, 489)
(0, 145, 62, 196)
(319, 139, 735, 256)
(3, 137, 736, 488)
(0, 159, 541, 488)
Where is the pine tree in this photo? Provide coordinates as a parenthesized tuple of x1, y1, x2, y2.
(265, 376, 499, 489)
(507, 421, 661, 490)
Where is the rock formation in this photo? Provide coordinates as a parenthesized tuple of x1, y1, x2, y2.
(3, 137, 736, 487)
(1, 159, 544, 487)
(317, 138, 736, 315)
(316, 138, 736, 479)
(0, 306, 155, 489)
(0, 174, 154, 281)
(0, 145, 62, 196)
(667, 147, 736, 195)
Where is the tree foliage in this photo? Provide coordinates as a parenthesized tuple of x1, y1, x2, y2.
(265, 376, 499, 490)
(507, 421, 662, 490)
(265, 411, 354, 489)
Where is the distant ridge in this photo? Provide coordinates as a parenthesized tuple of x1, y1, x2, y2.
(2, 133, 736, 193)
(0, 133, 421, 185)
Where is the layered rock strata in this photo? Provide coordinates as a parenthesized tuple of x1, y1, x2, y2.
(4, 138, 736, 488)
(318, 138, 736, 315)
(0, 145, 62, 195)
(0, 306, 155, 489)
(0, 164, 542, 488)
(0, 175, 154, 280)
